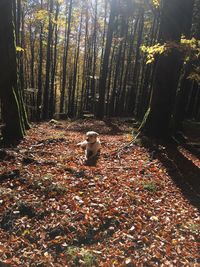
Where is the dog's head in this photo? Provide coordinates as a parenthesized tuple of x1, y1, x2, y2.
(86, 131, 99, 144)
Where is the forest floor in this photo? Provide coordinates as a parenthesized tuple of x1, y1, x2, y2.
(0, 119, 199, 267)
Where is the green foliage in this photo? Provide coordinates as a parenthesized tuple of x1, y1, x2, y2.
(65, 247, 79, 265)
(143, 181, 158, 192)
(65, 247, 96, 267)
(31, 176, 67, 195)
(44, 183, 67, 195)
(186, 223, 199, 233)
(31, 175, 67, 195)
(180, 222, 200, 234)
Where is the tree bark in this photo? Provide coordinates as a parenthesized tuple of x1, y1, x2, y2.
(97, 0, 117, 118)
(49, 1, 60, 118)
(141, 0, 193, 138)
(60, 0, 73, 113)
(42, 0, 54, 120)
(37, 0, 44, 120)
(0, 0, 29, 143)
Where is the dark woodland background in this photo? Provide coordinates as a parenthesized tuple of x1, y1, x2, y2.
(0, 0, 200, 142)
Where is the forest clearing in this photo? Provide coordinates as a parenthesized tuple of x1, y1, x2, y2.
(0, 0, 200, 266)
(0, 119, 199, 266)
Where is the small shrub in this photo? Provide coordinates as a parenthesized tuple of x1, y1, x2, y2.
(66, 247, 96, 267)
(143, 181, 158, 192)
(182, 223, 200, 234)
(44, 183, 67, 195)
(188, 223, 199, 233)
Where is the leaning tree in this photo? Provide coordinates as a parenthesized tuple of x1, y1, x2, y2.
(0, 0, 29, 143)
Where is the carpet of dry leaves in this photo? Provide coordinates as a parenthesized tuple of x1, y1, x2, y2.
(0, 119, 199, 267)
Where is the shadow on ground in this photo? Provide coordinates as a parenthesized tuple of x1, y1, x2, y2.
(142, 139, 200, 212)
(58, 118, 134, 135)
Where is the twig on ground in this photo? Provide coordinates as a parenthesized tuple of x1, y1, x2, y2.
(117, 131, 141, 152)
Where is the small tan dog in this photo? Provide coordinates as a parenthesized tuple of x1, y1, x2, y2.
(77, 131, 101, 165)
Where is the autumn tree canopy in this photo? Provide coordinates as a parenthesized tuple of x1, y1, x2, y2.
(0, 0, 199, 140)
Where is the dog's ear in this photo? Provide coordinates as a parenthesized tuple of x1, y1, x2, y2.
(94, 132, 99, 136)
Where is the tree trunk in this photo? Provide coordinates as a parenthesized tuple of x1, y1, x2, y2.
(80, 4, 89, 115)
(128, 8, 144, 115)
(97, 0, 116, 118)
(141, 0, 192, 138)
(91, 0, 98, 113)
(172, 0, 194, 130)
(37, 0, 44, 121)
(0, 0, 29, 143)
(68, 11, 83, 117)
(42, 0, 54, 120)
(49, 1, 60, 118)
(60, 0, 73, 113)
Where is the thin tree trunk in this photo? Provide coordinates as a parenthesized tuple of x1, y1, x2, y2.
(68, 11, 83, 117)
(42, 0, 54, 119)
(60, 0, 73, 113)
(97, 0, 116, 118)
(91, 0, 98, 113)
(49, 1, 60, 118)
(80, 4, 89, 114)
(37, 0, 44, 121)
(29, 23, 35, 89)
(128, 8, 144, 115)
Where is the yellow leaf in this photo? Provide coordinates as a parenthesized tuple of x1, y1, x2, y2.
(16, 46, 24, 52)
(150, 216, 159, 221)
(172, 239, 178, 245)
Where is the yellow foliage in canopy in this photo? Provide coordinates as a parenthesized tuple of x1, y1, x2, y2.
(181, 36, 200, 51)
(151, 0, 160, 9)
(140, 43, 166, 64)
(140, 37, 200, 66)
(180, 36, 200, 83)
(34, 10, 49, 22)
(56, 0, 64, 4)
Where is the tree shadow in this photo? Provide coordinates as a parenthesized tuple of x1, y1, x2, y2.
(103, 119, 125, 134)
(0, 139, 21, 149)
(142, 139, 200, 212)
(61, 118, 132, 135)
(181, 120, 200, 159)
(180, 142, 200, 159)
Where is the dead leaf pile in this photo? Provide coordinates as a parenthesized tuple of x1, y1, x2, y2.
(0, 119, 199, 266)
